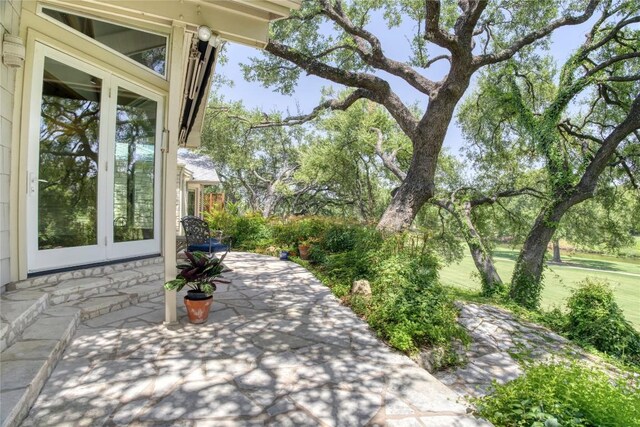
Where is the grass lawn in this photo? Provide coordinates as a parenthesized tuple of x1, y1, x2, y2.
(440, 248, 640, 329)
(493, 246, 640, 276)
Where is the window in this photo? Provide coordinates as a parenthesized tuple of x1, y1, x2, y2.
(187, 190, 196, 217)
(42, 7, 167, 76)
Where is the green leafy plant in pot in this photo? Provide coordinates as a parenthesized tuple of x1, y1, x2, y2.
(164, 251, 227, 323)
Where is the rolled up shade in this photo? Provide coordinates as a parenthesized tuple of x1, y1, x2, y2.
(178, 36, 217, 147)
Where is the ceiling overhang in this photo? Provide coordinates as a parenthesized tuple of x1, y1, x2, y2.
(44, 0, 301, 48)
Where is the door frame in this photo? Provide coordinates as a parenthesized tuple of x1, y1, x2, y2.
(26, 43, 164, 273)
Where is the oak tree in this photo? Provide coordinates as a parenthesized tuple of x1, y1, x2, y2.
(244, 0, 600, 231)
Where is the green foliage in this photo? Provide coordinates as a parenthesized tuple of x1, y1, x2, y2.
(560, 189, 638, 254)
(234, 213, 273, 249)
(204, 208, 237, 238)
(200, 96, 305, 216)
(318, 227, 383, 286)
(204, 209, 273, 250)
(509, 263, 543, 310)
(532, 306, 569, 333)
(566, 279, 640, 365)
(296, 98, 408, 220)
(201, 94, 410, 220)
(475, 362, 640, 427)
(318, 232, 468, 361)
(164, 251, 226, 296)
(272, 216, 332, 246)
(365, 249, 468, 359)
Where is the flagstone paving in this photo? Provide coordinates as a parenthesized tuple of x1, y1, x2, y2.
(435, 302, 625, 398)
(20, 252, 491, 426)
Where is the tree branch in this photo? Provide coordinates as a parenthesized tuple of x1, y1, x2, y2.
(265, 40, 419, 136)
(574, 92, 640, 199)
(318, 0, 439, 96)
(469, 187, 547, 207)
(586, 52, 640, 78)
(371, 127, 407, 181)
(454, 0, 489, 41)
(424, 54, 451, 67)
(251, 89, 370, 128)
(252, 169, 270, 183)
(424, 0, 459, 52)
(583, 12, 639, 55)
(472, 0, 600, 68)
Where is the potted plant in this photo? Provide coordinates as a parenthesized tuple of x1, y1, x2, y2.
(297, 240, 311, 260)
(164, 251, 227, 324)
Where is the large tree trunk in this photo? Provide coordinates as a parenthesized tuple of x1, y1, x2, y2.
(261, 192, 279, 218)
(551, 239, 562, 263)
(510, 199, 576, 308)
(377, 85, 467, 231)
(376, 162, 436, 231)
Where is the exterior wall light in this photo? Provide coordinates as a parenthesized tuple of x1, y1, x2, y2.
(2, 34, 26, 68)
(197, 25, 212, 42)
(210, 34, 222, 48)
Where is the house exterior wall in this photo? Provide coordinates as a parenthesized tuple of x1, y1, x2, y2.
(0, 0, 22, 287)
(0, 0, 297, 318)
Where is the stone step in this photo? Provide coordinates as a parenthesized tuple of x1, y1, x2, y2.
(47, 264, 163, 304)
(67, 281, 165, 320)
(0, 306, 80, 427)
(8, 256, 163, 291)
(0, 280, 165, 427)
(0, 258, 163, 352)
(0, 292, 49, 353)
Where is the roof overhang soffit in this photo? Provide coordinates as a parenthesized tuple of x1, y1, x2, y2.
(44, 0, 300, 48)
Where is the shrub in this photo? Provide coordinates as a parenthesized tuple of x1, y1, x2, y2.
(365, 251, 467, 359)
(233, 212, 272, 249)
(204, 209, 238, 238)
(566, 279, 640, 365)
(321, 223, 364, 252)
(533, 306, 569, 333)
(319, 225, 382, 283)
(475, 362, 640, 427)
(204, 210, 272, 250)
(271, 216, 332, 247)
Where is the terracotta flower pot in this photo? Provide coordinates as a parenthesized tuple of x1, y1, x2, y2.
(298, 244, 311, 260)
(184, 295, 213, 324)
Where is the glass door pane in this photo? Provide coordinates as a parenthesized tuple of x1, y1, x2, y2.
(38, 57, 101, 249)
(113, 87, 158, 242)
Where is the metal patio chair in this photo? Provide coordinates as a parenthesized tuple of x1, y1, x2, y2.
(180, 215, 230, 255)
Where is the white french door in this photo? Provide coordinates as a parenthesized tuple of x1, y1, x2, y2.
(27, 44, 163, 273)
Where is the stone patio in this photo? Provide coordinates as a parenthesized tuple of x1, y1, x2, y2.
(435, 302, 605, 398)
(20, 252, 490, 426)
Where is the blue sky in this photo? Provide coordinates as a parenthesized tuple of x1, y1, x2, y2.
(215, 12, 595, 155)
